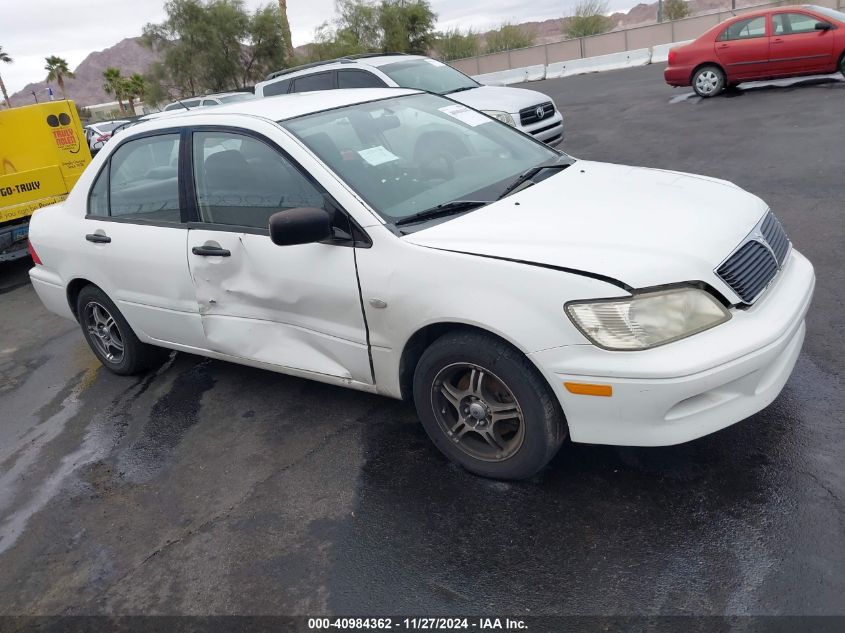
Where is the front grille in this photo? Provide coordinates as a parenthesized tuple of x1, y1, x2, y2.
(716, 210, 791, 304)
(519, 101, 555, 126)
(760, 211, 789, 265)
(530, 121, 561, 136)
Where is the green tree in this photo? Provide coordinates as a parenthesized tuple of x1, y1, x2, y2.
(663, 0, 690, 21)
(565, 0, 612, 38)
(307, 0, 436, 61)
(379, 0, 436, 54)
(102, 67, 126, 112)
(483, 23, 534, 54)
(242, 4, 289, 84)
(434, 28, 479, 61)
(0, 46, 12, 108)
(45, 55, 75, 99)
(143, 0, 290, 97)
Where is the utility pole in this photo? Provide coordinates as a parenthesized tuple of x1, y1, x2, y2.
(658, 0, 664, 22)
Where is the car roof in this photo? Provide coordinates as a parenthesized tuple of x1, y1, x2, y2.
(723, 3, 827, 19)
(127, 88, 420, 134)
(261, 54, 427, 83)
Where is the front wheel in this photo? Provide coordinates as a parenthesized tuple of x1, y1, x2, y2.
(412, 331, 567, 479)
(692, 65, 725, 97)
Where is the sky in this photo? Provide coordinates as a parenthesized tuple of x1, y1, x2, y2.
(0, 0, 633, 95)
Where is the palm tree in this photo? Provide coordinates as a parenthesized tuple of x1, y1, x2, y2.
(44, 55, 75, 99)
(277, 0, 295, 61)
(120, 78, 138, 116)
(129, 73, 146, 105)
(0, 46, 11, 108)
(102, 67, 125, 113)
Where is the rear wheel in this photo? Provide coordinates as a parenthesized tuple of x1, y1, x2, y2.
(412, 331, 567, 480)
(76, 285, 169, 375)
(692, 65, 725, 97)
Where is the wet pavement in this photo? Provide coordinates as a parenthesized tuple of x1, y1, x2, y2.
(0, 64, 843, 617)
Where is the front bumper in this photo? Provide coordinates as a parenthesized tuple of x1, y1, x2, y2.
(518, 111, 564, 146)
(530, 250, 815, 446)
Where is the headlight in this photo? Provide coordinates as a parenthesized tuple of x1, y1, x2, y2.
(565, 287, 730, 351)
(482, 110, 516, 126)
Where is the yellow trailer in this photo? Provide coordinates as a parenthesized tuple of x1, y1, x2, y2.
(0, 100, 91, 261)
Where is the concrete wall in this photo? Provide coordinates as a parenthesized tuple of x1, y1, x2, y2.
(448, 0, 845, 78)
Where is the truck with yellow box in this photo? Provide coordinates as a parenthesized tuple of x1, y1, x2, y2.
(1, 100, 91, 261)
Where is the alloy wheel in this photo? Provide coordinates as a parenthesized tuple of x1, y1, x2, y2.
(84, 301, 125, 364)
(695, 70, 720, 95)
(431, 363, 525, 462)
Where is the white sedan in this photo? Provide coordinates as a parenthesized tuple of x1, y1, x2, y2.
(28, 89, 815, 479)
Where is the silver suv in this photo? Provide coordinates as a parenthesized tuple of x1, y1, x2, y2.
(254, 53, 564, 146)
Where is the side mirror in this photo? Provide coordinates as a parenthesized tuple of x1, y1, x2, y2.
(815, 21, 833, 30)
(269, 207, 333, 246)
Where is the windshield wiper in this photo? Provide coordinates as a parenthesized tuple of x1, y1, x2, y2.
(497, 160, 573, 200)
(395, 199, 490, 227)
(444, 85, 477, 94)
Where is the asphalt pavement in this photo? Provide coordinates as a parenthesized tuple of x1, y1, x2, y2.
(0, 64, 842, 620)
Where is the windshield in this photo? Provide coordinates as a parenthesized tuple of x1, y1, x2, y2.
(806, 5, 845, 21)
(379, 58, 479, 95)
(283, 93, 565, 223)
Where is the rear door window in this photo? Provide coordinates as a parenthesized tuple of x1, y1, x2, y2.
(291, 72, 335, 93)
(337, 70, 388, 88)
(88, 134, 182, 223)
(719, 16, 767, 40)
(263, 79, 291, 96)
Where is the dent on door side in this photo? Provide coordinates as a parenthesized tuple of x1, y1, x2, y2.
(192, 235, 370, 381)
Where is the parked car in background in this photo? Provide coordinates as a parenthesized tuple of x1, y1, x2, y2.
(28, 89, 813, 479)
(666, 5, 845, 97)
(255, 53, 565, 146)
(84, 119, 129, 155)
(162, 92, 256, 111)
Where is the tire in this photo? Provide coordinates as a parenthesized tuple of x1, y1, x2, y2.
(76, 285, 169, 375)
(839, 52, 845, 78)
(412, 331, 567, 480)
(692, 65, 725, 98)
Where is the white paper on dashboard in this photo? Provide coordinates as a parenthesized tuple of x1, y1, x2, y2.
(358, 145, 400, 166)
(438, 104, 490, 127)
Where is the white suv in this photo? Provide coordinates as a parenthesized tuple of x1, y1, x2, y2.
(254, 54, 564, 146)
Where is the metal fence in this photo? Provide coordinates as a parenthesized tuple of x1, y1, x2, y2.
(448, 0, 845, 76)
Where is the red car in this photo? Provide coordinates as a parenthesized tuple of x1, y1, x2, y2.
(665, 4, 845, 97)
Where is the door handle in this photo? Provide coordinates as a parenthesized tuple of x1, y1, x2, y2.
(85, 233, 111, 243)
(772, 38, 783, 43)
(192, 245, 231, 257)
(717, 43, 729, 48)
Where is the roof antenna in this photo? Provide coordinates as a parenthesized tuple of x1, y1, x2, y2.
(176, 99, 192, 110)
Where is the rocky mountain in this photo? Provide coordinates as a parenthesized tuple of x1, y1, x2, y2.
(9, 38, 160, 108)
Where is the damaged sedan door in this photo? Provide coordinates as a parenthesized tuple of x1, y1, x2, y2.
(186, 129, 372, 385)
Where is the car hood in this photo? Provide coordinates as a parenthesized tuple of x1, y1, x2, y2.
(404, 160, 768, 298)
(448, 85, 554, 115)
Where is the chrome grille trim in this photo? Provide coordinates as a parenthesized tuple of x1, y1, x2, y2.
(519, 101, 555, 126)
(716, 210, 791, 304)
